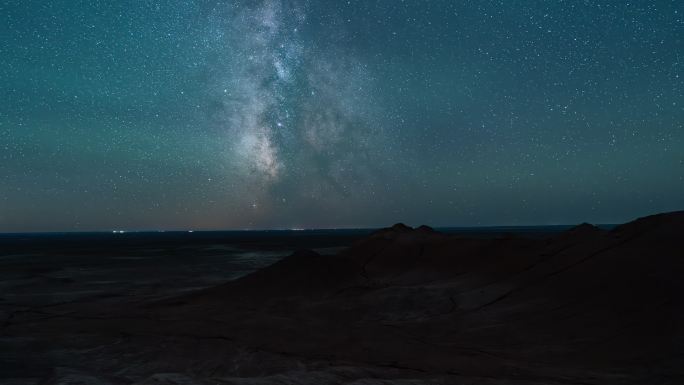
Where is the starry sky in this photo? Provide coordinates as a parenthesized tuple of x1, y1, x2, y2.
(1, 1, 682, 231)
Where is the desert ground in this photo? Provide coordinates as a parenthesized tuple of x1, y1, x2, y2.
(2, 212, 683, 384)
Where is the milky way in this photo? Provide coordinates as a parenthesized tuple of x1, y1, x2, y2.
(207, 1, 383, 210)
(1, 1, 682, 231)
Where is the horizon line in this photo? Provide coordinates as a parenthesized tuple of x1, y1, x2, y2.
(0, 223, 622, 235)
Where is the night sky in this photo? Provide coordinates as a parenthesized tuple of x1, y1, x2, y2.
(1, 1, 682, 231)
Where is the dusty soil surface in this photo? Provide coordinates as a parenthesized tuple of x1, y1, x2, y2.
(2, 213, 683, 384)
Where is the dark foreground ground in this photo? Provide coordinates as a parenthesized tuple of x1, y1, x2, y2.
(1, 213, 683, 384)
